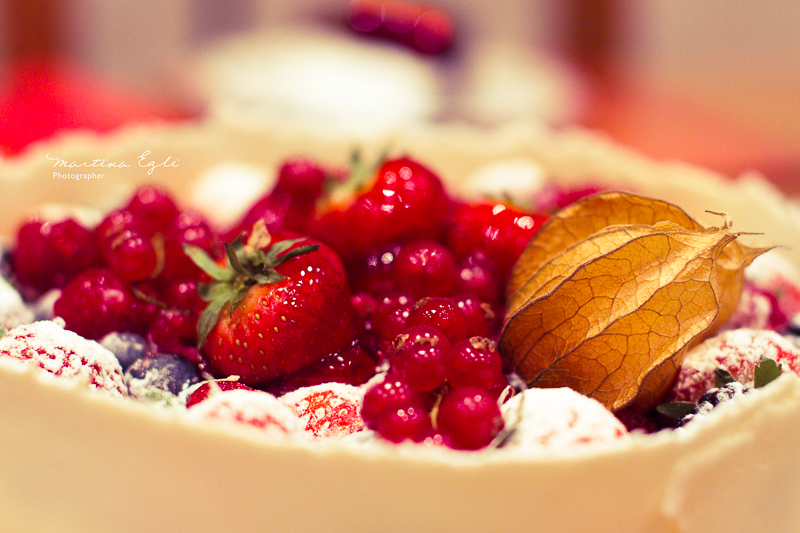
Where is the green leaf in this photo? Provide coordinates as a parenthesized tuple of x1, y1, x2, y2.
(754, 356, 783, 388)
(253, 270, 288, 286)
(272, 243, 320, 267)
(0, 323, 7, 340)
(224, 242, 250, 276)
(196, 297, 228, 349)
(183, 244, 232, 281)
(714, 367, 736, 388)
(228, 286, 250, 316)
(656, 401, 697, 419)
(197, 280, 236, 303)
(229, 234, 245, 255)
(263, 238, 310, 264)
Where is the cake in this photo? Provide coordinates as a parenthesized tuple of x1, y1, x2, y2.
(0, 120, 799, 533)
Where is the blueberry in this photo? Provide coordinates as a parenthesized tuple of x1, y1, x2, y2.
(100, 332, 152, 369)
(125, 354, 200, 399)
(676, 382, 751, 427)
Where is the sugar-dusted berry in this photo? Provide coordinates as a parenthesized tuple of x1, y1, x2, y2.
(185, 389, 307, 439)
(100, 331, 153, 369)
(280, 382, 365, 440)
(500, 387, 628, 451)
(125, 353, 200, 400)
(667, 328, 800, 403)
(0, 320, 128, 397)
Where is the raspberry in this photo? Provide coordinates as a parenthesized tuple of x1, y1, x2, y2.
(13, 218, 101, 294)
(272, 156, 327, 205)
(280, 383, 365, 440)
(123, 184, 180, 236)
(95, 209, 139, 249)
(159, 211, 220, 282)
(101, 229, 160, 282)
(53, 268, 136, 340)
(0, 320, 128, 397)
(147, 308, 198, 354)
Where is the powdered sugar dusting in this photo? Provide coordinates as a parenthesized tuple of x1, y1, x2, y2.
(0, 276, 34, 329)
(0, 320, 127, 397)
(280, 382, 365, 440)
(668, 328, 800, 403)
(186, 389, 307, 439)
(499, 387, 627, 452)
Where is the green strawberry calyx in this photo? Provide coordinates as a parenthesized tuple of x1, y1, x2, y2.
(184, 221, 320, 349)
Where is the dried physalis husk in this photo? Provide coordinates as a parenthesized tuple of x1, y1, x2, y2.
(499, 191, 769, 412)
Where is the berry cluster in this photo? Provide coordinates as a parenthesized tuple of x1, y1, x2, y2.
(12, 185, 217, 368)
(7, 154, 580, 451)
(361, 333, 507, 449)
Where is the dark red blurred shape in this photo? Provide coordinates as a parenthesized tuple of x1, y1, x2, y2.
(346, 0, 454, 54)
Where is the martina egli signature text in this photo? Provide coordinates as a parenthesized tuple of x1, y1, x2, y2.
(46, 150, 179, 179)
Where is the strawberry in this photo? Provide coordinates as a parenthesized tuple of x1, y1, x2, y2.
(279, 382, 365, 440)
(309, 156, 450, 265)
(444, 200, 547, 282)
(186, 221, 357, 387)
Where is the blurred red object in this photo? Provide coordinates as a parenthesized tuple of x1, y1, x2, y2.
(346, 0, 454, 54)
(0, 58, 198, 157)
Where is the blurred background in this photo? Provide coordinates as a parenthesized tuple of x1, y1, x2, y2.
(0, 0, 798, 195)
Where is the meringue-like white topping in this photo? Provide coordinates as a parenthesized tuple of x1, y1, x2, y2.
(500, 387, 628, 453)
